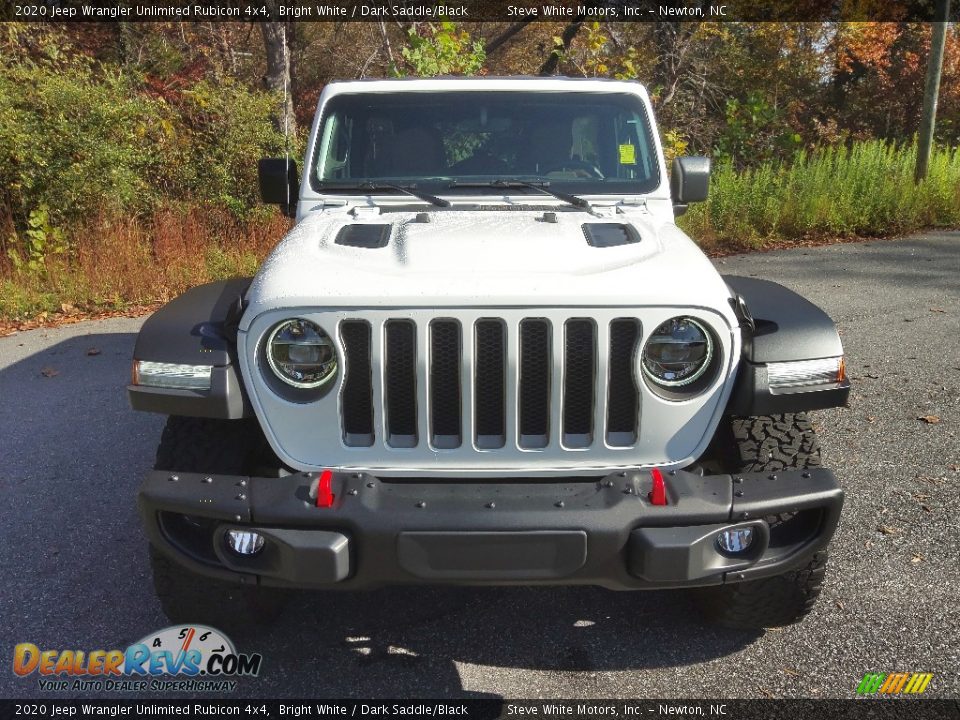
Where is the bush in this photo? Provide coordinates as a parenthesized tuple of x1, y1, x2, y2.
(681, 140, 960, 248)
(0, 56, 173, 224)
(0, 53, 287, 233)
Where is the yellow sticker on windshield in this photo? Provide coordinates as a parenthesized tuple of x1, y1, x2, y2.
(619, 144, 636, 165)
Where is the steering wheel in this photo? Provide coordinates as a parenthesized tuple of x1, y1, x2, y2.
(542, 159, 605, 179)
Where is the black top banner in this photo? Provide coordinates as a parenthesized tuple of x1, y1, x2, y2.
(2, 0, 958, 23)
(3, 699, 960, 720)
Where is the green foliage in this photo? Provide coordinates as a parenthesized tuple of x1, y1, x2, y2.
(715, 91, 803, 166)
(204, 244, 260, 280)
(177, 79, 289, 213)
(0, 55, 169, 223)
(0, 49, 286, 233)
(661, 129, 689, 166)
(396, 22, 485, 77)
(6, 204, 67, 274)
(574, 22, 640, 80)
(681, 140, 960, 247)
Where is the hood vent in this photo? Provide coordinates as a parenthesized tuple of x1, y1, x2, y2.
(582, 223, 640, 248)
(335, 224, 391, 249)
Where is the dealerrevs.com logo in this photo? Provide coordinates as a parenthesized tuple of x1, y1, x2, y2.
(13, 625, 262, 692)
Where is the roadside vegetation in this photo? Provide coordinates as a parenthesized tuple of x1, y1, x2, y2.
(2, 21, 959, 324)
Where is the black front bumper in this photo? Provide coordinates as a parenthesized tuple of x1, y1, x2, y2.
(139, 468, 842, 591)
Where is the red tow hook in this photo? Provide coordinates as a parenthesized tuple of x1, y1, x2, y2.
(648, 468, 668, 506)
(316, 469, 335, 508)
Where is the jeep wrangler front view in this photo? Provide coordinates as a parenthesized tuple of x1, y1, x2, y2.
(129, 78, 850, 630)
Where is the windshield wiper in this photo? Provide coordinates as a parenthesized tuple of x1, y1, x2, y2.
(318, 181, 450, 208)
(449, 179, 592, 211)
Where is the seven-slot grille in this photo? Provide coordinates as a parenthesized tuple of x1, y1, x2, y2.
(339, 316, 641, 451)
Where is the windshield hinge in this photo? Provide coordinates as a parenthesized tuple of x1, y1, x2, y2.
(349, 206, 382, 219)
(590, 205, 618, 218)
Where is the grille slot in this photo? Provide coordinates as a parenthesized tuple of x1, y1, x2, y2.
(340, 321, 374, 446)
(430, 320, 462, 449)
(607, 319, 641, 446)
(563, 319, 596, 447)
(385, 320, 418, 447)
(519, 319, 551, 448)
(474, 319, 506, 449)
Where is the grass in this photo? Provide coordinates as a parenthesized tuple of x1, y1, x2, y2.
(681, 140, 960, 251)
(0, 206, 289, 323)
(1, 140, 959, 325)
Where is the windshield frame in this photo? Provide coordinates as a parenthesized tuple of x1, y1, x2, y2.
(306, 85, 666, 202)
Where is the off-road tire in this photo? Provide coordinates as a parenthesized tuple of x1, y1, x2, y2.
(723, 413, 822, 473)
(149, 416, 288, 631)
(694, 413, 830, 629)
(149, 544, 286, 633)
(694, 551, 828, 630)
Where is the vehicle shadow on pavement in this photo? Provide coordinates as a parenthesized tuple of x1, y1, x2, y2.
(252, 585, 762, 698)
(0, 332, 760, 700)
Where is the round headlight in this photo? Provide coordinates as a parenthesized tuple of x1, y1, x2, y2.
(265, 319, 337, 389)
(641, 317, 713, 388)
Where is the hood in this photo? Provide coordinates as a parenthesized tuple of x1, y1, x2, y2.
(241, 207, 730, 326)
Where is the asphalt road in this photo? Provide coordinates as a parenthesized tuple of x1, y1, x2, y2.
(1, 232, 957, 700)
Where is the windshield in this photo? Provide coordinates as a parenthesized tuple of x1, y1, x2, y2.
(311, 90, 660, 197)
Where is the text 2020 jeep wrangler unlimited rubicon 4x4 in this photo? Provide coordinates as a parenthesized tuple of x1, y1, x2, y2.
(129, 78, 849, 630)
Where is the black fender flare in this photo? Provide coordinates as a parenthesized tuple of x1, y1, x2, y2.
(128, 278, 253, 419)
(723, 275, 850, 415)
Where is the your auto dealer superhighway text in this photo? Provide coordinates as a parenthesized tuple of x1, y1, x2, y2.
(280, 705, 468, 717)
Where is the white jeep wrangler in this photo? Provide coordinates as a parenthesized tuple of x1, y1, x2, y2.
(130, 78, 849, 630)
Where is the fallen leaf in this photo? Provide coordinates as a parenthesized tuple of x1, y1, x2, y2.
(865, 373, 879, 379)
(40, 367, 59, 378)
(929, 308, 946, 313)
(782, 668, 802, 677)
(877, 525, 900, 536)
(866, 416, 876, 423)
(865, 539, 874, 549)
(757, 686, 775, 699)
(60, 303, 77, 314)
(835, 600, 845, 610)
(917, 415, 941, 424)
(911, 553, 924, 563)
(86, 347, 101, 356)
(921, 504, 932, 513)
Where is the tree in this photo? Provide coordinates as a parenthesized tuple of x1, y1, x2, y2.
(916, 0, 952, 181)
(259, 14, 296, 137)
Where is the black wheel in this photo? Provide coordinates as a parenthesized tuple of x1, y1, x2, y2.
(693, 413, 830, 629)
(149, 416, 289, 631)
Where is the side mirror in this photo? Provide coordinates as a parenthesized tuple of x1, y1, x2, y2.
(258, 158, 299, 218)
(670, 156, 711, 216)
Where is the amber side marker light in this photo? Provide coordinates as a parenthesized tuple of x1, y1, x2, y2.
(767, 357, 846, 393)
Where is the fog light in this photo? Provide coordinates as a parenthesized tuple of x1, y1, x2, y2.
(226, 530, 265, 556)
(717, 527, 755, 555)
